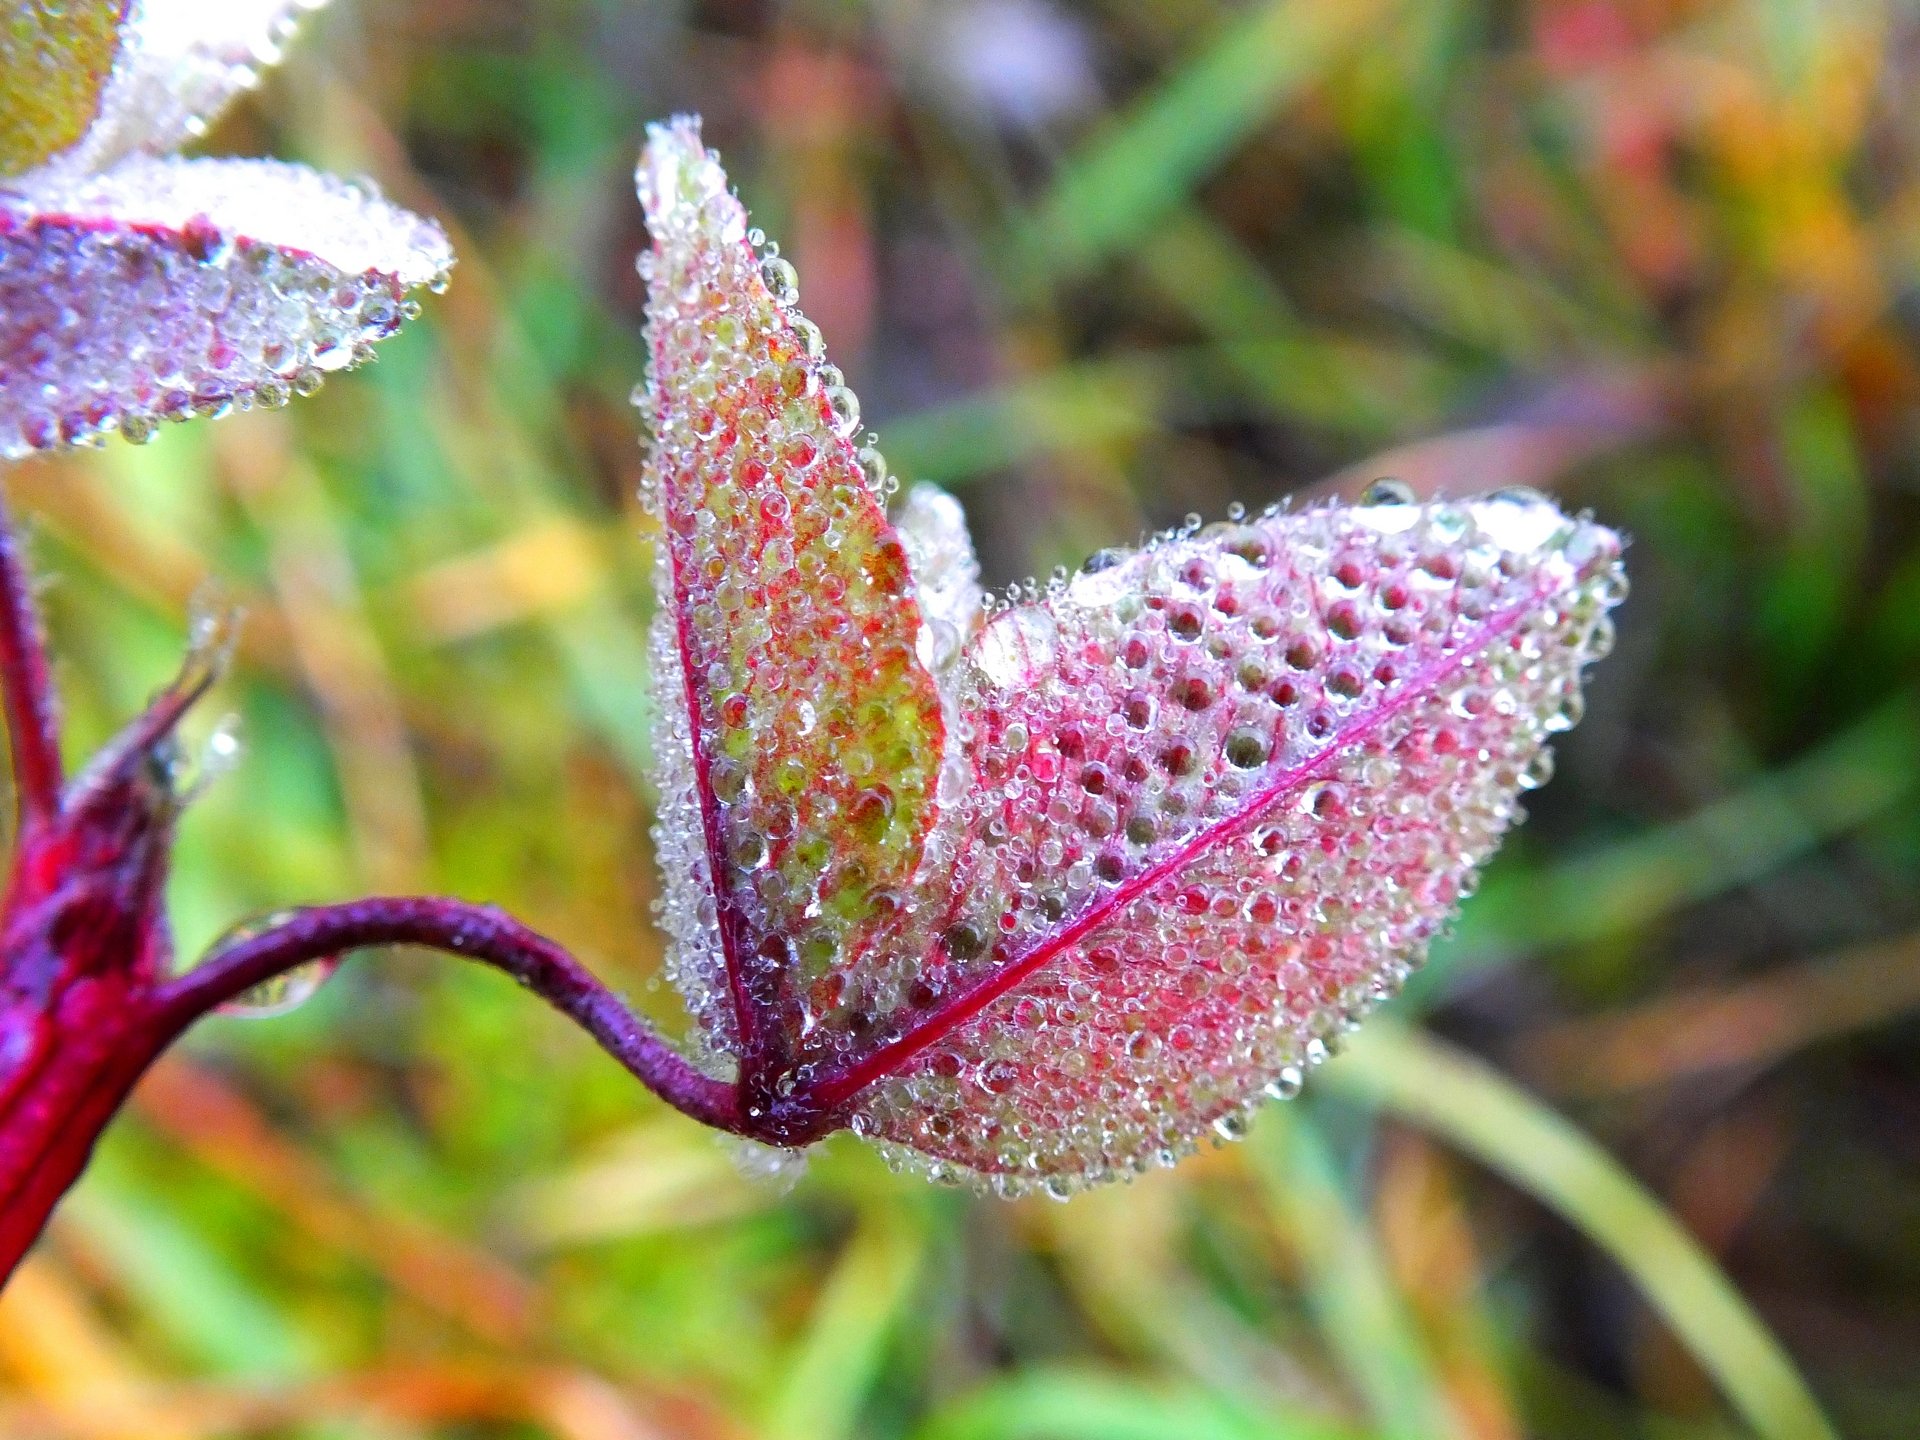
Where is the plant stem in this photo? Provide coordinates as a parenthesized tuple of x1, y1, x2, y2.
(0, 898, 745, 1283)
(156, 896, 744, 1134)
(0, 1000, 161, 1281)
(0, 495, 746, 1280)
(0, 488, 63, 825)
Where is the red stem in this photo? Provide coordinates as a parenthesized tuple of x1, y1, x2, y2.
(156, 896, 744, 1134)
(0, 491, 63, 825)
(0, 493, 753, 1280)
(0, 1006, 163, 1279)
(0, 899, 747, 1282)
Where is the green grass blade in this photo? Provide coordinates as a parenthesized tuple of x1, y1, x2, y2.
(915, 1368, 1359, 1440)
(1423, 688, 1920, 993)
(764, 1203, 929, 1440)
(1251, 1111, 1461, 1440)
(884, 339, 1448, 488)
(1012, 0, 1394, 288)
(1326, 1027, 1839, 1440)
(60, 1179, 314, 1377)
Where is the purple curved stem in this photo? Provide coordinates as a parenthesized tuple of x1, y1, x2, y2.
(156, 897, 745, 1134)
(0, 490, 63, 825)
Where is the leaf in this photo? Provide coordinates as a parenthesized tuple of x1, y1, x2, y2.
(0, 155, 451, 459)
(0, 0, 125, 179)
(840, 492, 1624, 1190)
(634, 117, 947, 1080)
(633, 117, 1626, 1190)
(38, 0, 330, 178)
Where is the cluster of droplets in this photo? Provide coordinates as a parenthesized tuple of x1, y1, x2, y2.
(645, 608, 743, 1070)
(0, 157, 451, 459)
(847, 488, 1624, 1194)
(633, 117, 947, 1074)
(894, 483, 986, 678)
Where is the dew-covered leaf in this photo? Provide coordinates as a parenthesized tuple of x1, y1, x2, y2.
(40, 0, 328, 177)
(634, 117, 946, 1077)
(0, 0, 125, 179)
(0, 155, 451, 458)
(834, 494, 1625, 1192)
(629, 117, 1626, 1192)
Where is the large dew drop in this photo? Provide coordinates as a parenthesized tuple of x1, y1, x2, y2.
(216, 956, 341, 1019)
(204, 911, 343, 1019)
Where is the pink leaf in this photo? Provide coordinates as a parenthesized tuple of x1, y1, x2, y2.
(843, 496, 1623, 1191)
(0, 155, 451, 458)
(635, 116, 1627, 1189)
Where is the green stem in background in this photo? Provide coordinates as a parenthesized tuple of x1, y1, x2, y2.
(1326, 1026, 1839, 1440)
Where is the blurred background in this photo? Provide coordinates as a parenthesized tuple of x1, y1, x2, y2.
(3, 0, 1918, 1435)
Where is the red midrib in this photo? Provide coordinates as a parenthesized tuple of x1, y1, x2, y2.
(801, 586, 1550, 1115)
(666, 477, 764, 1073)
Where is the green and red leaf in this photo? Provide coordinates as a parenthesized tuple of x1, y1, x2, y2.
(635, 119, 947, 1090)
(0, 0, 125, 179)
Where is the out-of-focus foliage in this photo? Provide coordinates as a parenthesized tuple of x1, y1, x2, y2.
(1, 0, 1915, 1436)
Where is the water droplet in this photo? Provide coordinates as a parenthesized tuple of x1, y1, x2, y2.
(1211, 1111, 1249, 1142)
(760, 255, 799, 306)
(1360, 477, 1416, 506)
(217, 955, 341, 1019)
(1224, 728, 1269, 769)
(825, 384, 861, 437)
(1265, 1066, 1305, 1101)
(1519, 749, 1555, 789)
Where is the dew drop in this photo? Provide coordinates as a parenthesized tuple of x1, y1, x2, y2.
(1265, 1066, 1305, 1101)
(826, 384, 861, 437)
(760, 255, 799, 306)
(1519, 748, 1555, 789)
(201, 912, 345, 1021)
(1211, 1112, 1249, 1142)
(1224, 728, 1269, 769)
(1360, 477, 1416, 506)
